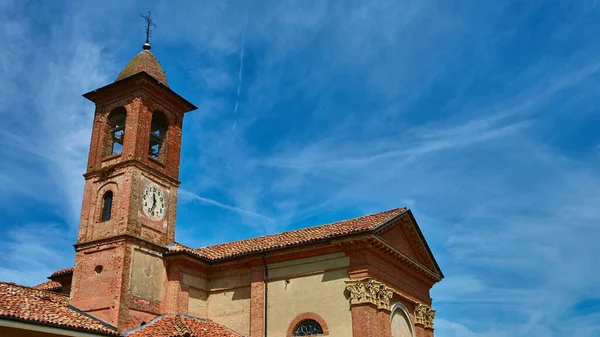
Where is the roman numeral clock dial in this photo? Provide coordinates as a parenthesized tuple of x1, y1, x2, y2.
(142, 183, 166, 221)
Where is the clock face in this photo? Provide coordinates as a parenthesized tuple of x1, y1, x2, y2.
(142, 184, 166, 221)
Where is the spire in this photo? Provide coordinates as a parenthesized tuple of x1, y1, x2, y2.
(114, 11, 168, 86)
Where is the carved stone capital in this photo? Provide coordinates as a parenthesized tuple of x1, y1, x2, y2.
(414, 303, 435, 329)
(345, 277, 393, 310)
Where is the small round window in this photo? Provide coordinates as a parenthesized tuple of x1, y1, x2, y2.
(293, 319, 323, 336)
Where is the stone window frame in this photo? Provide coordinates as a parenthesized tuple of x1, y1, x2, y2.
(286, 312, 329, 337)
(390, 302, 416, 337)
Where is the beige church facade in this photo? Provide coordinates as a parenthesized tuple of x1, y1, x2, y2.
(0, 40, 443, 337)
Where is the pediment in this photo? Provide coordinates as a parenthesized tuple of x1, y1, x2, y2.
(374, 211, 442, 279)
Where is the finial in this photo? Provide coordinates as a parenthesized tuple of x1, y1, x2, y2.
(140, 10, 157, 49)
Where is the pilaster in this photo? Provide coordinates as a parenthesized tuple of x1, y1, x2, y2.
(414, 303, 436, 337)
(250, 268, 265, 337)
(345, 277, 393, 337)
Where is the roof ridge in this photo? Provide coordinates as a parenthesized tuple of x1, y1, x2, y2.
(195, 207, 406, 249)
(173, 315, 192, 336)
(0, 281, 68, 298)
(0, 282, 118, 335)
(178, 314, 245, 337)
(167, 207, 408, 262)
(122, 314, 169, 336)
(32, 280, 64, 292)
(50, 267, 74, 278)
(67, 304, 118, 332)
(123, 314, 244, 337)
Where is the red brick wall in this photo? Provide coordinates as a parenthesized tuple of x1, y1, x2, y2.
(71, 240, 127, 326)
(377, 223, 419, 261)
(250, 268, 265, 337)
(72, 77, 192, 332)
(346, 242, 437, 337)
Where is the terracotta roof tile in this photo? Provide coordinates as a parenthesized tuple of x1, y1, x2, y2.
(169, 207, 406, 261)
(32, 280, 62, 291)
(50, 267, 73, 278)
(124, 314, 242, 337)
(0, 282, 117, 335)
(115, 49, 168, 87)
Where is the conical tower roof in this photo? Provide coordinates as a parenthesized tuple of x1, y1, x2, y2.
(115, 43, 169, 87)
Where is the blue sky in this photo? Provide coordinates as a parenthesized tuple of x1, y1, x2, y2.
(1, 0, 600, 336)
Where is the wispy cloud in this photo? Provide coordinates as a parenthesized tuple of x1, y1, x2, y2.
(2, 1, 600, 336)
(0, 2, 114, 284)
(0, 223, 72, 286)
(179, 189, 274, 222)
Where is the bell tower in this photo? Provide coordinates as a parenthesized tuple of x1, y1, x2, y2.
(70, 36, 196, 332)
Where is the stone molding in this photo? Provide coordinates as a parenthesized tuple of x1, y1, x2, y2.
(345, 277, 393, 310)
(414, 303, 435, 329)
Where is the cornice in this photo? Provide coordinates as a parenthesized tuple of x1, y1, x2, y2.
(84, 159, 181, 186)
(74, 234, 168, 253)
(83, 72, 196, 113)
(373, 212, 444, 279)
(369, 237, 442, 283)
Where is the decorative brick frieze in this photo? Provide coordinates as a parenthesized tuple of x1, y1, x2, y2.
(345, 277, 393, 311)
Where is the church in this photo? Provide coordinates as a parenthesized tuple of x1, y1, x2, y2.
(0, 34, 443, 337)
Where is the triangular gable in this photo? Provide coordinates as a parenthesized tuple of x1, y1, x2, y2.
(373, 210, 443, 279)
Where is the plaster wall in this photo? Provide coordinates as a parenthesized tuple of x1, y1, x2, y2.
(265, 253, 352, 336)
(191, 269, 252, 336)
(207, 287, 251, 336)
(182, 273, 209, 289)
(188, 287, 208, 317)
(129, 248, 164, 301)
(182, 272, 209, 318)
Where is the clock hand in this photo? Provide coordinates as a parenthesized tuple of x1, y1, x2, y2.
(150, 194, 157, 213)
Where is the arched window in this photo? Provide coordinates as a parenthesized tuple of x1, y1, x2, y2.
(107, 107, 126, 156)
(149, 112, 168, 160)
(101, 191, 113, 222)
(390, 302, 415, 337)
(293, 319, 324, 336)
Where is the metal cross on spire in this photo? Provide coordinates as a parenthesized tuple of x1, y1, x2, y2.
(140, 10, 157, 46)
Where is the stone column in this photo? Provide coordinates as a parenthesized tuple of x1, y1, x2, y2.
(345, 277, 393, 337)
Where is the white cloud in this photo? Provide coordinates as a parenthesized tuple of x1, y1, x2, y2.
(0, 223, 72, 286)
(2, 1, 600, 336)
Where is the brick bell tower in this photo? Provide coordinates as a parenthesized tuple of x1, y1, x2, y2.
(71, 37, 196, 332)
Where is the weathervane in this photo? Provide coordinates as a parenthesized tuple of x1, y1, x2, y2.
(140, 10, 157, 48)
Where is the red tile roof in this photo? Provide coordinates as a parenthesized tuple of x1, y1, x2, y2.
(32, 280, 62, 291)
(169, 207, 406, 261)
(124, 314, 242, 337)
(50, 267, 73, 278)
(0, 282, 117, 335)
